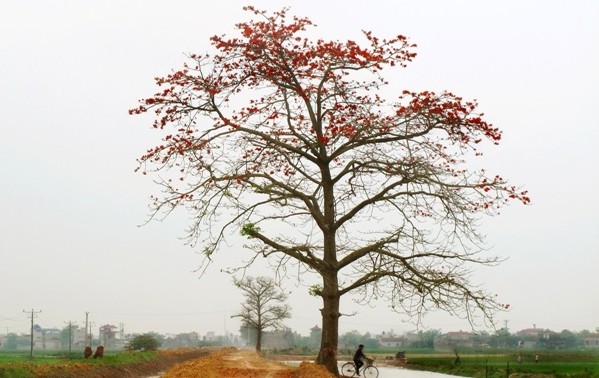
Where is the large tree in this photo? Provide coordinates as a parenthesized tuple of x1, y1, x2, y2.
(232, 276, 291, 352)
(130, 7, 529, 374)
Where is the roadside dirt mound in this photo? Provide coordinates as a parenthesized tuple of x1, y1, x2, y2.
(161, 347, 336, 378)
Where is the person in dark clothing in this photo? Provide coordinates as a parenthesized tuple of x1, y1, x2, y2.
(353, 344, 366, 376)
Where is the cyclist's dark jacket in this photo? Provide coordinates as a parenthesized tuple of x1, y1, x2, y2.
(353, 348, 365, 362)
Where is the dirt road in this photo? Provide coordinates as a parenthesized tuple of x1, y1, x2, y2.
(161, 348, 336, 378)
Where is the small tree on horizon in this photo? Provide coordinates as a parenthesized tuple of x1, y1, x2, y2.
(130, 6, 529, 374)
(127, 333, 160, 351)
(232, 276, 291, 352)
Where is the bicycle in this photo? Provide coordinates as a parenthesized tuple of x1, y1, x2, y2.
(341, 358, 379, 377)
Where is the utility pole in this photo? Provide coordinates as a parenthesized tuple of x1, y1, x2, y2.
(65, 321, 76, 354)
(84, 311, 89, 347)
(23, 309, 41, 359)
(88, 321, 95, 346)
(504, 320, 509, 352)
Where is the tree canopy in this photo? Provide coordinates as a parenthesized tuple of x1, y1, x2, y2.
(127, 333, 160, 351)
(131, 6, 529, 374)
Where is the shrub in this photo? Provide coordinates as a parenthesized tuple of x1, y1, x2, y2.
(127, 334, 160, 351)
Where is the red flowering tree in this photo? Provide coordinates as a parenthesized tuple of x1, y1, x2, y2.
(130, 7, 529, 374)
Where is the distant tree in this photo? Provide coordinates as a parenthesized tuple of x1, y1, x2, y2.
(282, 329, 295, 347)
(131, 6, 529, 374)
(339, 330, 362, 349)
(60, 324, 79, 351)
(127, 333, 160, 351)
(239, 323, 257, 346)
(472, 330, 492, 349)
(539, 329, 580, 350)
(362, 332, 380, 349)
(490, 328, 519, 349)
(291, 334, 314, 351)
(560, 330, 581, 349)
(412, 329, 442, 348)
(231, 276, 291, 352)
(4, 333, 17, 350)
(149, 331, 166, 347)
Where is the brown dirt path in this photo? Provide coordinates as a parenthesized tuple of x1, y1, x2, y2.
(161, 347, 336, 378)
(22, 347, 336, 378)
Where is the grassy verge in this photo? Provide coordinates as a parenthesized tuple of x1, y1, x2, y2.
(0, 352, 159, 378)
(401, 352, 599, 378)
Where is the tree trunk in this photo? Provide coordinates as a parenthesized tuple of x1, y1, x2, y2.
(316, 272, 340, 375)
(318, 160, 340, 374)
(256, 329, 262, 352)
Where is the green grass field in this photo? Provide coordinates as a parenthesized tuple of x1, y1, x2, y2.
(395, 350, 599, 378)
(0, 350, 159, 378)
(0, 349, 157, 362)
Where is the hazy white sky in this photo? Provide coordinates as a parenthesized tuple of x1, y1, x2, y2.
(1, 1, 598, 338)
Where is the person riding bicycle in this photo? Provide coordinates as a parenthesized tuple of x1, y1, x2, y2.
(353, 344, 366, 376)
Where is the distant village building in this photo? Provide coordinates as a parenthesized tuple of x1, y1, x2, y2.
(73, 327, 87, 346)
(31, 325, 62, 350)
(379, 331, 406, 348)
(310, 325, 321, 338)
(204, 331, 216, 342)
(516, 326, 550, 349)
(583, 333, 599, 348)
(262, 327, 294, 349)
(309, 325, 322, 348)
(99, 324, 119, 349)
(517, 326, 549, 339)
(170, 332, 200, 348)
(434, 331, 475, 351)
